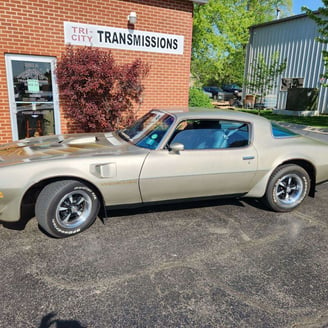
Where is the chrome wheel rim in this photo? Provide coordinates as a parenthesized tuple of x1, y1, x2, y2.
(55, 190, 92, 229)
(274, 173, 304, 207)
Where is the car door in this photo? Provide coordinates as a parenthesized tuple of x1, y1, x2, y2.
(139, 119, 258, 202)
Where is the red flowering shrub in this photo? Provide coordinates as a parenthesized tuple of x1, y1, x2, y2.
(56, 46, 149, 132)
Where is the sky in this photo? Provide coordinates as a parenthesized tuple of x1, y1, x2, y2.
(292, 0, 323, 15)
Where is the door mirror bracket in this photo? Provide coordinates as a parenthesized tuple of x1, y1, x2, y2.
(169, 142, 184, 154)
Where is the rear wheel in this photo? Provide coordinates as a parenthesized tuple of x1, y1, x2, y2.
(265, 164, 310, 212)
(35, 180, 100, 238)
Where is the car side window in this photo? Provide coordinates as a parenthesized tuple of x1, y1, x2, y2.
(271, 122, 299, 138)
(221, 121, 250, 148)
(169, 119, 250, 150)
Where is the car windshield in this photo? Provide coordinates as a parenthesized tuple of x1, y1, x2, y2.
(119, 111, 175, 149)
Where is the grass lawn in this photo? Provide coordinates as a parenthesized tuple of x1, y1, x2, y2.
(242, 109, 328, 128)
(190, 107, 328, 128)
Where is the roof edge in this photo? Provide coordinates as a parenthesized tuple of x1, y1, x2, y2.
(189, 0, 208, 4)
(249, 10, 319, 30)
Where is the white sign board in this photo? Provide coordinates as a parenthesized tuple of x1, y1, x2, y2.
(64, 22, 184, 55)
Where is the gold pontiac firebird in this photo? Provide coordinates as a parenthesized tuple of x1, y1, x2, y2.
(1, 109, 328, 238)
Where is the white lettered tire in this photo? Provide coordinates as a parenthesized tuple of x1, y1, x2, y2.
(265, 164, 310, 212)
(35, 180, 100, 238)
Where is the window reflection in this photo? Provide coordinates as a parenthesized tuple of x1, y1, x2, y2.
(12, 61, 53, 102)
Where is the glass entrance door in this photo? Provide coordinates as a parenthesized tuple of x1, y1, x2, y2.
(5, 55, 61, 140)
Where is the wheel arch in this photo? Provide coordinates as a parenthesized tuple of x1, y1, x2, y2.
(20, 176, 106, 219)
(277, 159, 316, 197)
(247, 158, 316, 198)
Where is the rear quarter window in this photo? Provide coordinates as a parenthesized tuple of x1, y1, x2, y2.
(271, 123, 299, 138)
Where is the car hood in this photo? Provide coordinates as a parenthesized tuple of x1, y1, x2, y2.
(0, 132, 146, 166)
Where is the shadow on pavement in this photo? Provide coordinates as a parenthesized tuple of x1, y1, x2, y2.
(38, 312, 85, 328)
(0, 196, 270, 232)
(106, 196, 257, 219)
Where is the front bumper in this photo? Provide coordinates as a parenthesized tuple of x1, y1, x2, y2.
(0, 188, 22, 222)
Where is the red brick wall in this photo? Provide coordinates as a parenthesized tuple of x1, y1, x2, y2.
(0, 0, 193, 143)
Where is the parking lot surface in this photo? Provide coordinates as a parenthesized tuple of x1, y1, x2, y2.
(1, 180, 328, 328)
(1, 124, 328, 328)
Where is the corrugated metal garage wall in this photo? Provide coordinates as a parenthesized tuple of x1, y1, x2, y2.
(245, 14, 328, 114)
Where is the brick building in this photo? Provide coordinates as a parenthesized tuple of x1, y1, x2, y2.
(0, 0, 206, 143)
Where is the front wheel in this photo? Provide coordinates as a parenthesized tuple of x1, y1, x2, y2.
(35, 180, 100, 238)
(264, 164, 310, 212)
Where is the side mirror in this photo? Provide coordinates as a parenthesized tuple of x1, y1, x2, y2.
(169, 142, 184, 154)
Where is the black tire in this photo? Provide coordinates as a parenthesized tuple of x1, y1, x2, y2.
(35, 180, 100, 238)
(265, 164, 310, 212)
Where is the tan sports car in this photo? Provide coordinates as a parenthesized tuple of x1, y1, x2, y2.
(1, 109, 328, 238)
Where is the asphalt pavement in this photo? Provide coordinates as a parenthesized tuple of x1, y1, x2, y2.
(0, 126, 328, 328)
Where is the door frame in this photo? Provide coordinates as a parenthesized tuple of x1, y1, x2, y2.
(5, 54, 61, 140)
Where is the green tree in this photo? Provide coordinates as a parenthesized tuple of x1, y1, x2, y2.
(192, 0, 292, 87)
(247, 51, 287, 111)
(303, 1, 328, 87)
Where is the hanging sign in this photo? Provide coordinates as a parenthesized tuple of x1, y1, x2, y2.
(64, 22, 184, 55)
(27, 79, 40, 93)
